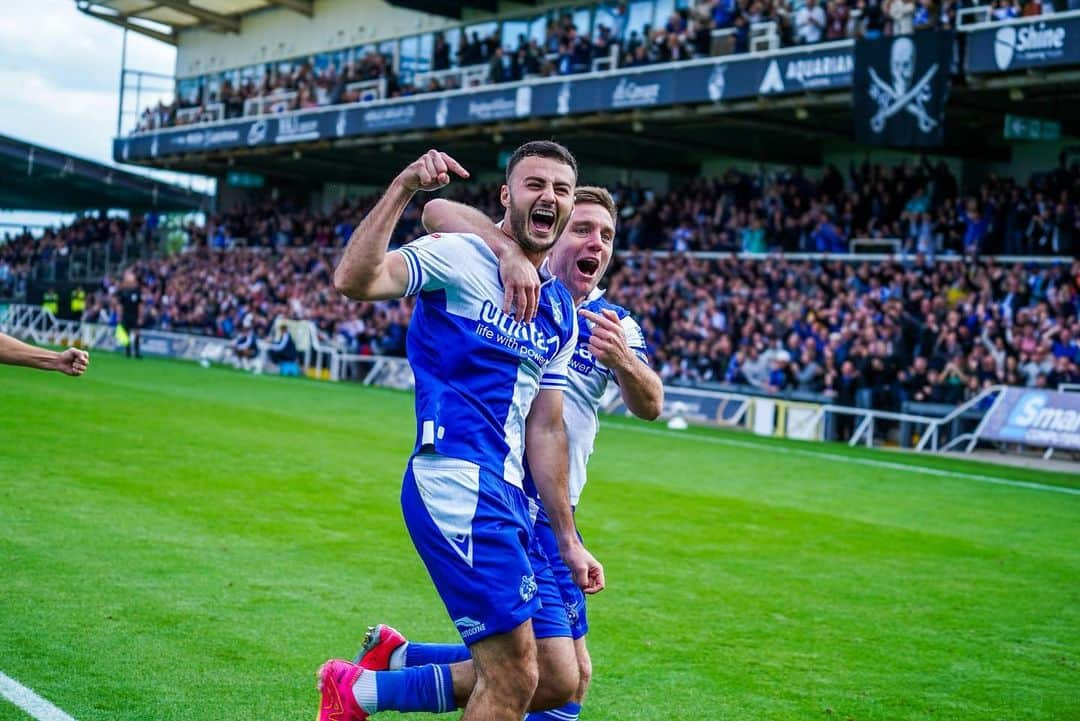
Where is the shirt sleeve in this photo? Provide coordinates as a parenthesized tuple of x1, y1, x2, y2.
(621, 314, 651, 366)
(393, 233, 477, 297)
(540, 309, 578, 391)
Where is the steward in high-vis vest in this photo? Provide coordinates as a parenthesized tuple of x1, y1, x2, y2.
(42, 289, 59, 316)
(70, 287, 86, 316)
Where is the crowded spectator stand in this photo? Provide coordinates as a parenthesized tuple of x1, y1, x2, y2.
(129, 0, 1011, 135)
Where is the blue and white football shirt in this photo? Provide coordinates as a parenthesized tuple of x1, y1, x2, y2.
(563, 288, 650, 506)
(395, 232, 578, 488)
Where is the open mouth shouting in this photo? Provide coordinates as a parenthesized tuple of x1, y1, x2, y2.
(576, 256, 601, 280)
(530, 206, 557, 236)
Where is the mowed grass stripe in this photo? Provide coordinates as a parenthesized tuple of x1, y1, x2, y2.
(1, 354, 1077, 721)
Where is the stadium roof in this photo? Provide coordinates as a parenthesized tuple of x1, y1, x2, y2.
(74, 0, 314, 45)
(0, 134, 210, 213)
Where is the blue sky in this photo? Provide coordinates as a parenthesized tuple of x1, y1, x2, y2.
(0, 0, 210, 228)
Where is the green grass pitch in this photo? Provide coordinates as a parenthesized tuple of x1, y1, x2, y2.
(1, 353, 1078, 721)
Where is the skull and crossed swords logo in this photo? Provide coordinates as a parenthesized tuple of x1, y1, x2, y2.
(868, 37, 939, 134)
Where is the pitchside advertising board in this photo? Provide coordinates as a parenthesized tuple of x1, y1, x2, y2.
(979, 387, 1080, 451)
(115, 45, 854, 162)
(966, 13, 1080, 73)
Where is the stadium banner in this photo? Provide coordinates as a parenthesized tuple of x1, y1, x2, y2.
(604, 385, 752, 428)
(978, 387, 1080, 450)
(854, 31, 952, 147)
(114, 44, 854, 162)
(135, 329, 236, 364)
(965, 14, 1080, 74)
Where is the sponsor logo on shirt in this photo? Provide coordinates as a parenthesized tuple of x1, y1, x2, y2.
(474, 300, 560, 365)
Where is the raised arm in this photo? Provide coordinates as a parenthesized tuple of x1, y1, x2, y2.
(334, 150, 469, 300)
(526, 389, 605, 594)
(0, 332, 89, 376)
(422, 198, 541, 323)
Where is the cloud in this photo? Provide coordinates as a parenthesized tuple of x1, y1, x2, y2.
(0, 69, 118, 162)
(0, 0, 209, 199)
(0, 0, 175, 94)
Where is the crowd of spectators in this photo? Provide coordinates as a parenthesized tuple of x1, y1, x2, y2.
(79, 246, 415, 360)
(606, 254, 1080, 413)
(609, 158, 1078, 256)
(0, 216, 149, 298)
(8, 158, 1077, 417)
(136, 0, 1058, 134)
(81, 241, 1078, 417)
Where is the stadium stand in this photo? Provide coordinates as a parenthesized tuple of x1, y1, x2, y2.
(118, 0, 1046, 134)
(0, 133, 209, 306)
(52, 0, 1078, 454)
(115, 158, 1075, 256)
(59, 158, 1072, 425)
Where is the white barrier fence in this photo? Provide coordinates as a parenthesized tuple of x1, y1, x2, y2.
(6, 304, 1067, 459)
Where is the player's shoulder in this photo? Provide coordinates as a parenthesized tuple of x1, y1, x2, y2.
(582, 292, 632, 322)
(402, 232, 497, 279)
(408, 231, 491, 255)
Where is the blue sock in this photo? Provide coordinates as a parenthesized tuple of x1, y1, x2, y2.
(403, 642, 472, 667)
(353, 664, 456, 714)
(526, 701, 582, 721)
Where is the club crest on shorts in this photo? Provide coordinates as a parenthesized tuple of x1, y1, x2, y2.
(519, 574, 538, 602)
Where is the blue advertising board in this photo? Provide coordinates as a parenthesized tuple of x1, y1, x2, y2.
(979, 387, 1080, 450)
(965, 13, 1080, 73)
(115, 43, 855, 162)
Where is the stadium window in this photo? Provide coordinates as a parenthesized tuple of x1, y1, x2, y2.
(440, 29, 461, 68)
(595, 2, 629, 41)
(400, 35, 420, 85)
(571, 6, 593, 37)
(653, 0, 675, 28)
(313, 52, 333, 74)
(206, 73, 223, 102)
(463, 20, 498, 64)
(625, 0, 654, 42)
(378, 39, 397, 68)
(528, 14, 547, 47)
(418, 33, 433, 74)
(177, 78, 201, 107)
(502, 19, 529, 53)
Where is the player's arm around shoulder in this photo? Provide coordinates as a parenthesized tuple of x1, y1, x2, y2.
(579, 308, 663, 420)
(422, 198, 540, 323)
(333, 149, 469, 301)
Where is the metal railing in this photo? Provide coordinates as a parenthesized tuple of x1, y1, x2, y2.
(28, 235, 156, 285)
(0, 304, 110, 349)
(5, 303, 1061, 460)
(958, 7, 1080, 32)
(957, 5, 992, 26)
(914, 385, 1002, 452)
(345, 78, 387, 101)
(175, 102, 225, 125)
(414, 64, 490, 91)
(243, 90, 297, 117)
(750, 21, 781, 54)
(849, 237, 902, 254)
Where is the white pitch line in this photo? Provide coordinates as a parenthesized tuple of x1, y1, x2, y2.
(605, 421, 1080, 497)
(0, 672, 78, 721)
